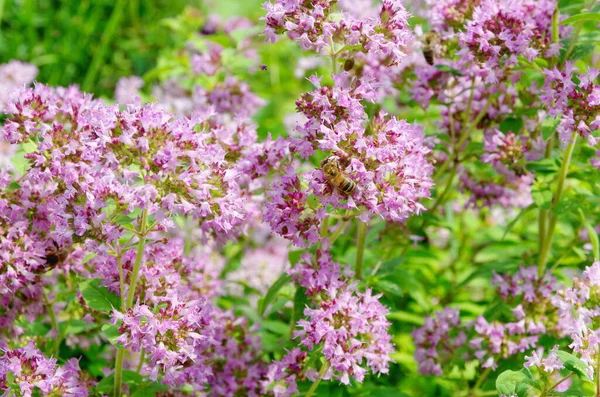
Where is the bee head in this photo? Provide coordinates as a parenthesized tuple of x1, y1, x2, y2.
(322, 163, 339, 178)
(321, 156, 341, 177)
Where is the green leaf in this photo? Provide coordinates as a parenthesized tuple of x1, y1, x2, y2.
(116, 215, 136, 225)
(59, 319, 96, 335)
(5, 371, 16, 388)
(131, 380, 169, 397)
(262, 320, 290, 336)
(502, 204, 535, 240)
(567, 43, 596, 60)
(80, 279, 121, 312)
(387, 310, 425, 326)
(96, 370, 143, 394)
(365, 221, 386, 245)
(559, 12, 600, 25)
(7, 181, 21, 190)
(496, 368, 538, 397)
(553, 194, 589, 215)
(435, 64, 463, 76)
(556, 350, 592, 381)
(527, 158, 559, 174)
(292, 286, 308, 325)
(554, 391, 587, 397)
(258, 273, 292, 315)
(101, 323, 121, 346)
(580, 208, 600, 259)
(499, 117, 524, 134)
(372, 279, 404, 297)
(531, 185, 553, 209)
(288, 250, 304, 266)
(229, 26, 260, 43)
(16, 318, 50, 337)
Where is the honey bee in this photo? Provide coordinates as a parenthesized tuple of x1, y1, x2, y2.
(422, 31, 440, 66)
(35, 241, 71, 274)
(321, 156, 356, 195)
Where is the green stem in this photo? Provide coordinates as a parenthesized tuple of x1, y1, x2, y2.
(114, 349, 125, 397)
(596, 348, 600, 397)
(541, 373, 573, 396)
(82, 0, 127, 92)
(328, 220, 347, 245)
(433, 98, 492, 182)
(538, 132, 577, 276)
(355, 221, 367, 280)
(539, 123, 556, 259)
(564, 24, 582, 62)
(136, 348, 146, 373)
(551, 7, 559, 45)
(43, 292, 60, 356)
(0, 0, 5, 31)
(470, 366, 492, 396)
(538, 209, 547, 254)
(319, 217, 329, 238)
(305, 362, 330, 397)
(456, 99, 493, 150)
(475, 391, 498, 397)
(430, 160, 459, 214)
(329, 38, 338, 74)
(116, 248, 125, 310)
(126, 208, 149, 308)
(115, 208, 148, 396)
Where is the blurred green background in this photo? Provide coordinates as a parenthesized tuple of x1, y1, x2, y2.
(0, 0, 264, 96)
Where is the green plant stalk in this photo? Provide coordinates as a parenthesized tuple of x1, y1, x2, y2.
(597, 348, 600, 397)
(538, 132, 577, 276)
(305, 362, 330, 397)
(0, 0, 5, 31)
(355, 221, 367, 280)
(329, 38, 338, 74)
(42, 292, 61, 356)
(542, 373, 573, 396)
(538, 208, 547, 254)
(595, 349, 600, 397)
(537, 1, 559, 256)
(580, 208, 600, 260)
(456, 100, 493, 150)
(115, 208, 148, 396)
(433, 99, 492, 182)
(475, 391, 498, 397)
(469, 366, 492, 396)
(328, 220, 347, 245)
(126, 208, 149, 308)
(136, 348, 146, 373)
(539, 129, 556, 257)
(117, 249, 125, 310)
(551, 7, 559, 50)
(430, 160, 459, 214)
(319, 216, 329, 238)
(82, 0, 127, 92)
(113, 350, 125, 397)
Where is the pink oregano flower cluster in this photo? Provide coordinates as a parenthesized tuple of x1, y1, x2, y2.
(0, 341, 91, 397)
(414, 266, 559, 375)
(259, 0, 434, 393)
(541, 64, 600, 145)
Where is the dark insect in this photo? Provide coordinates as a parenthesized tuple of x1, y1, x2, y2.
(344, 59, 355, 71)
(35, 241, 71, 274)
(321, 156, 356, 195)
(422, 31, 440, 66)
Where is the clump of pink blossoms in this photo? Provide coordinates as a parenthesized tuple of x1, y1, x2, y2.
(0, 341, 91, 396)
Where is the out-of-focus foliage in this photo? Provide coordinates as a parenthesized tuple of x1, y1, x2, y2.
(2, 0, 600, 396)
